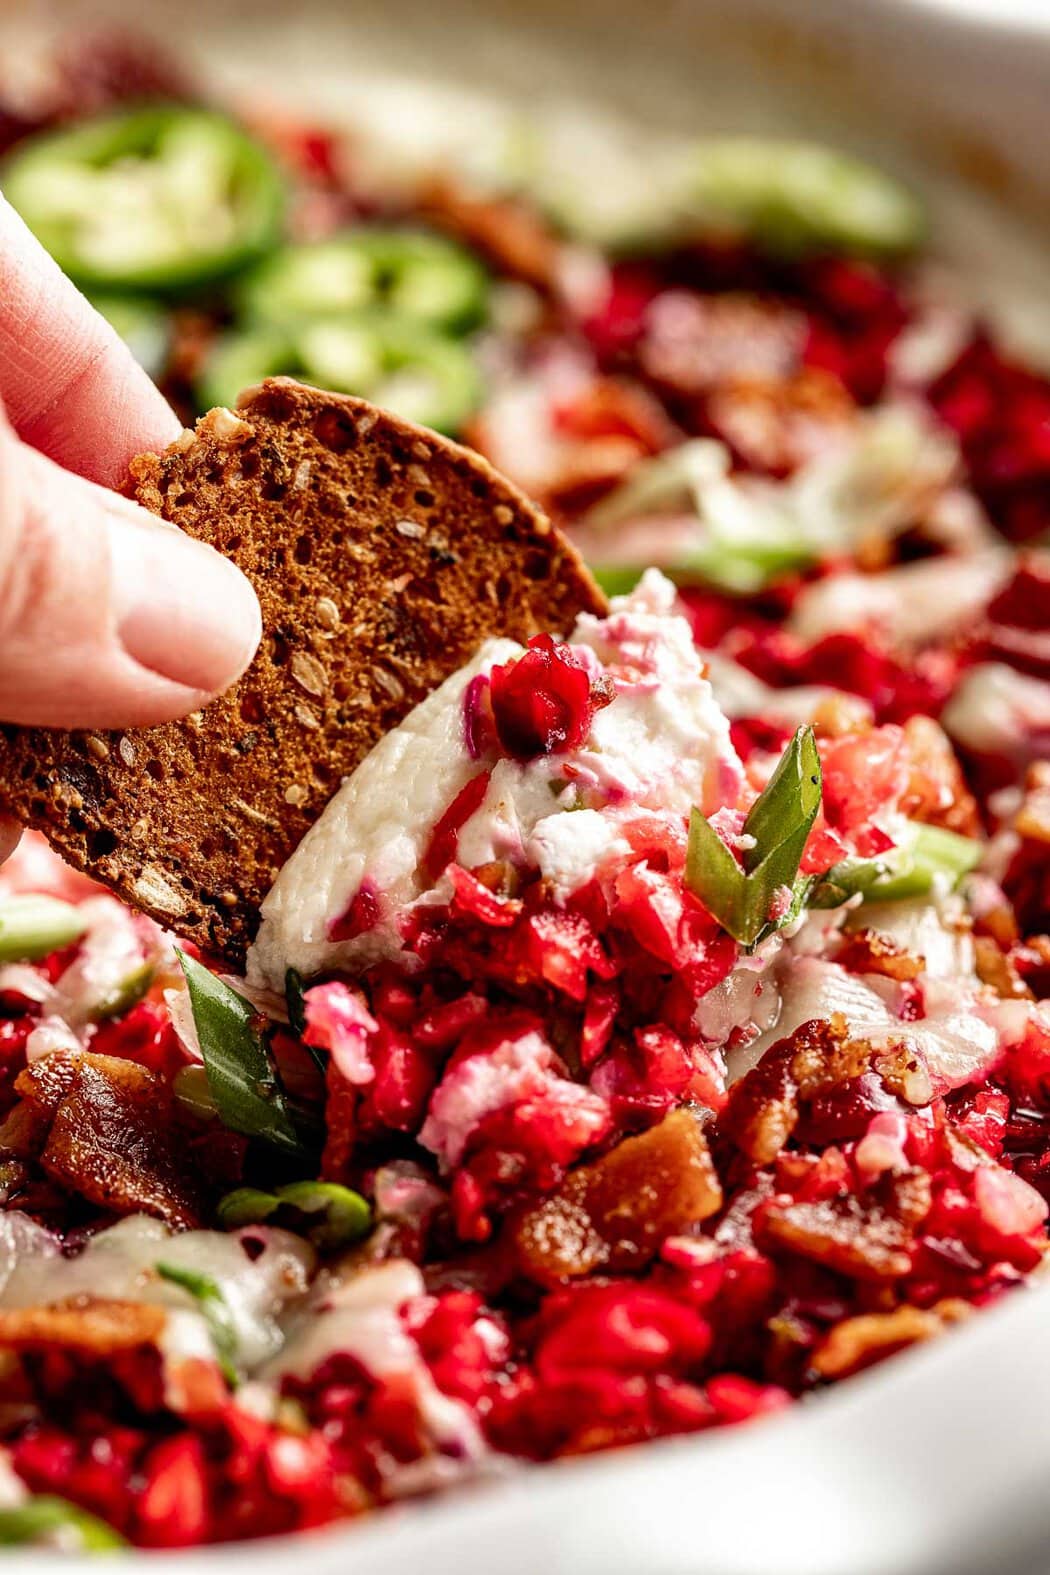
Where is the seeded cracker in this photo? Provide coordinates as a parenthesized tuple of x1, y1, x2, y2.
(0, 379, 605, 963)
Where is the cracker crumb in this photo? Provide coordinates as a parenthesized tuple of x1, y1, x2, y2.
(205, 407, 253, 443)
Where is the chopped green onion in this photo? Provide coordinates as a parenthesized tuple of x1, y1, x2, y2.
(216, 1180, 372, 1249)
(591, 565, 644, 598)
(591, 543, 812, 598)
(155, 1261, 238, 1384)
(0, 1494, 126, 1550)
(275, 1182, 372, 1249)
(808, 824, 981, 910)
(677, 542, 813, 596)
(0, 895, 88, 963)
(216, 1186, 282, 1229)
(176, 950, 305, 1157)
(92, 961, 155, 1022)
(686, 726, 822, 948)
(807, 856, 892, 910)
(860, 822, 981, 903)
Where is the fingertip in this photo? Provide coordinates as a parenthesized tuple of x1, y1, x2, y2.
(0, 819, 22, 868)
(111, 503, 263, 698)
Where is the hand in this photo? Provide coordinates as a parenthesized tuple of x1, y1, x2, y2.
(0, 197, 261, 731)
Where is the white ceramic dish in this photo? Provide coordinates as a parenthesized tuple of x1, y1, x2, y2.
(5, 1, 1050, 1570)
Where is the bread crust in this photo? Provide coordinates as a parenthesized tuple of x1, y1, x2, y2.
(0, 380, 604, 963)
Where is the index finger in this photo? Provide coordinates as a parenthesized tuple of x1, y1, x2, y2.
(0, 197, 182, 488)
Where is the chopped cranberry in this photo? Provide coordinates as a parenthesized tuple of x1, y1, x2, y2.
(328, 879, 382, 942)
(488, 635, 612, 761)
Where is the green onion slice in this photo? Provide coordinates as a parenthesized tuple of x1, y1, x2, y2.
(0, 1494, 126, 1550)
(92, 961, 155, 1022)
(217, 1180, 371, 1250)
(155, 1261, 238, 1384)
(686, 726, 822, 948)
(809, 823, 981, 909)
(176, 950, 305, 1156)
(0, 895, 88, 963)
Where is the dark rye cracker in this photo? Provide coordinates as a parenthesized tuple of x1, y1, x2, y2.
(0, 378, 605, 964)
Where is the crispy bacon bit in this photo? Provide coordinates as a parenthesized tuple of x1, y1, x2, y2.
(706, 369, 855, 476)
(419, 174, 563, 292)
(638, 291, 807, 399)
(836, 928, 925, 981)
(899, 715, 981, 837)
(545, 379, 679, 513)
(757, 1192, 915, 1281)
(810, 1299, 971, 1379)
(724, 1017, 930, 1165)
(0, 1297, 166, 1355)
(980, 554, 1050, 678)
(511, 1108, 722, 1283)
(13, 1053, 202, 1228)
(973, 935, 1033, 1000)
(1004, 762, 1050, 932)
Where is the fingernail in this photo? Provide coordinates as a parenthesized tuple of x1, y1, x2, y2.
(110, 508, 262, 694)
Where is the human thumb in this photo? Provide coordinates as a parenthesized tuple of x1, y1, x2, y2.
(0, 422, 261, 729)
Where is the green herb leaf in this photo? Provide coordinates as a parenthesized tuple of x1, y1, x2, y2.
(156, 1261, 238, 1384)
(176, 950, 304, 1156)
(0, 1494, 126, 1551)
(686, 726, 822, 948)
(216, 1180, 372, 1249)
(0, 896, 88, 963)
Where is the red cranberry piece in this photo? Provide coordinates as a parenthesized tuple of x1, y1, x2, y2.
(489, 635, 612, 761)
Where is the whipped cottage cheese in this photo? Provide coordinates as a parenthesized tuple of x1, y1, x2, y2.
(248, 572, 740, 991)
